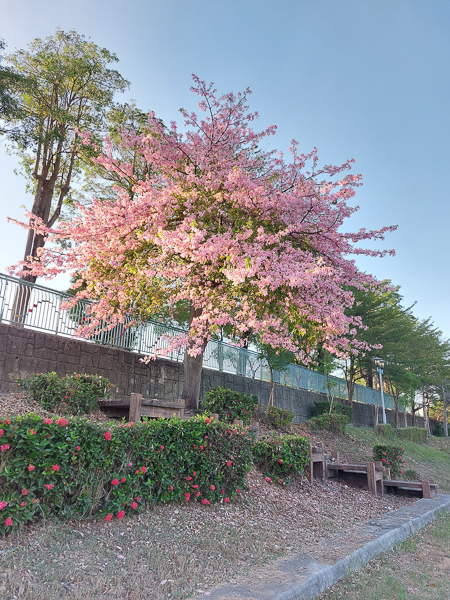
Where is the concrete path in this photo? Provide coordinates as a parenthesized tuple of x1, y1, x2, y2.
(191, 494, 450, 600)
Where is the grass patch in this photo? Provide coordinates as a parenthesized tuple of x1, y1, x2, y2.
(319, 512, 450, 600)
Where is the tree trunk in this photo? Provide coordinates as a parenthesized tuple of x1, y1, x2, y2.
(404, 408, 408, 428)
(374, 402, 379, 427)
(181, 305, 207, 411)
(269, 368, 274, 407)
(394, 395, 399, 426)
(443, 400, 448, 438)
(422, 390, 430, 434)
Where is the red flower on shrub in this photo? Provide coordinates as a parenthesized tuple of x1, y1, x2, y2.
(195, 491, 201, 497)
(104, 431, 112, 441)
(43, 419, 53, 425)
(221, 489, 225, 494)
(201, 498, 210, 505)
(45, 484, 54, 490)
(236, 489, 241, 493)
(117, 511, 125, 519)
(185, 493, 190, 502)
(22, 489, 29, 496)
(186, 476, 192, 481)
(1, 444, 10, 451)
(224, 498, 230, 503)
(0, 501, 7, 510)
(29, 429, 37, 435)
(204, 436, 208, 439)
(4, 517, 12, 527)
(20, 501, 26, 507)
(193, 471, 196, 476)
(383, 452, 386, 455)
(168, 485, 173, 491)
(160, 445, 164, 450)
(131, 502, 138, 509)
(265, 477, 271, 483)
(279, 460, 283, 464)
(52, 464, 60, 471)
(76, 446, 81, 451)
(193, 484, 198, 488)
(200, 445, 204, 450)
(28, 465, 35, 472)
(205, 418, 211, 423)
(111, 479, 119, 486)
(226, 461, 232, 467)
(56, 418, 68, 426)
(382, 458, 386, 462)
(0, 429, 3, 437)
(210, 485, 215, 491)
(140, 466, 146, 474)
(104, 514, 112, 522)
(120, 478, 126, 483)
(64, 396, 68, 400)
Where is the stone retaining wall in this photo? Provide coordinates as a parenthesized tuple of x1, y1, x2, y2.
(0, 322, 427, 427)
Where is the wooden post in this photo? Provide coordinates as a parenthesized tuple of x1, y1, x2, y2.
(367, 462, 376, 495)
(422, 480, 431, 499)
(129, 393, 143, 423)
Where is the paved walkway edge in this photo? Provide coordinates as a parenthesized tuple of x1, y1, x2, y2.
(276, 494, 450, 600)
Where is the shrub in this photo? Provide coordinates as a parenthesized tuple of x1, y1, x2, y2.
(265, 406, 294, 429)
(201, 387, 258, 425)
(375, 423, 397, 438)
(373, 443, 404, 478)
(313, 400, 353, 421)
(307, 413, 349, 434)
(16, 372, 113, 415)
(404, 469, 420, 481)
(0, 414, 253, 534)
(396, 427, 427, 443)
(252, 434, 310, 483)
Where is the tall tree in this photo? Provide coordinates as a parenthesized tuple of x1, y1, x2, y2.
(4, 29, 129, 282)
(0, 39, 31, 141)
(10, 77, 395, 409)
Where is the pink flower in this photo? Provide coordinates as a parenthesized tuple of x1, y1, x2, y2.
(204, 436, 208, 439)
(117, 510, 125, 519)
(193, 484, 198, 488)
(29, 429, 36, 435)
(104, 431, 112, 441)
(201, 498, 210, 505)
(160, 445, 164, 450)
(210, 485, 215, 491)
(111, 479, 119, 486)
(4, 517, 12, 527)
(140, 466, 146, 474)
(200, 445, 204, 450)
(195, 491, 201, 497)
(279, 459, 283, 464)
(205, 418, 211, 423)
(382, 458, 386, 462)
(0, 429, 3, 437)
(400, 470, 402, 474)
(224, 498, 230, 503)
(64, 396, 68, 400)
(120, 478, 126, 483)
(104, 513, 112, 522)
(193, 471, 196, 476)
(0, 445, 10, 451)
(186, 476, 192, 481)
(76, 446, 81, 451)
(168, 485, 173, 491)
(221, 489, 225, 494)
(127, 462, 133, 467)
(185, 493, 190, 502)
(52, 464, 60, 471)
(236, 489, 241, 493)
(28, 465, 35, 472)
(43, 419, 53, 425)
(22, 489, 29, 496)
(265, 477, 271, 483)
(383, 452, 386, 455)
(0, 501, 7, 510)
(131, 502, 138, 509)
(20, 501, 26, 507)
(226, 461, 232, 467)
(45, 484, 54, 490)
(56, 418, 68, 426)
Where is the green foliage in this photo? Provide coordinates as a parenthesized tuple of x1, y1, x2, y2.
(0, 414, 253, 535)
(403, 468, 420, 481)
(265, 406, 294, 429)
(375, 423, 397, 438)
(313, 400, 353, 421)
(201, 387, 258, 425)
(396, 427, 428, 443)
(252, 434, 310, 483)
(307, 413, 349, 434)
(16, 372, 113, 415)
(373, 443, 404, 478)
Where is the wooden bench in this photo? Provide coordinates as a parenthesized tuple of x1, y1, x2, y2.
(99, 393, 187, 421)
(307, 444, 339, 483)
(328, 461, 386, 495)
(383, 479, 438, 499)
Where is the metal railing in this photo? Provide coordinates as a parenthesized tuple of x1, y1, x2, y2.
(0, 272, 403, 411)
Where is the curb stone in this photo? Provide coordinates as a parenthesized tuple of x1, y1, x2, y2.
(190, 494, 450, 600)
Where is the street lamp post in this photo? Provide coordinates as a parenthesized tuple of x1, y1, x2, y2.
(374, 357, 387, 425)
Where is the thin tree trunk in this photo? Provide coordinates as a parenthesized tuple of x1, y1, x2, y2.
(443, 400, 449, 438)
(181, 305, 207, 411)
(269, 367, 274, 407)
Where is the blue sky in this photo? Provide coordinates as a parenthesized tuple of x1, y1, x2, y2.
(1, 0, 449, 337)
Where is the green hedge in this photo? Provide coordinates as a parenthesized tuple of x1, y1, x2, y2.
(16, 372, 113, 415)
(201, 387, 258, 425)
(313, 401, 353, 421)
(252, 434, 310, 483)
(0, 414, 253, 534)
(373, 443, 405, 478)
(396, 427, 428, 443)
(264, 406, 294, 429)
(307, 413, 349, 434)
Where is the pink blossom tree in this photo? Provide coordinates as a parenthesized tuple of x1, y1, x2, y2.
(9, 77, 396, 409)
